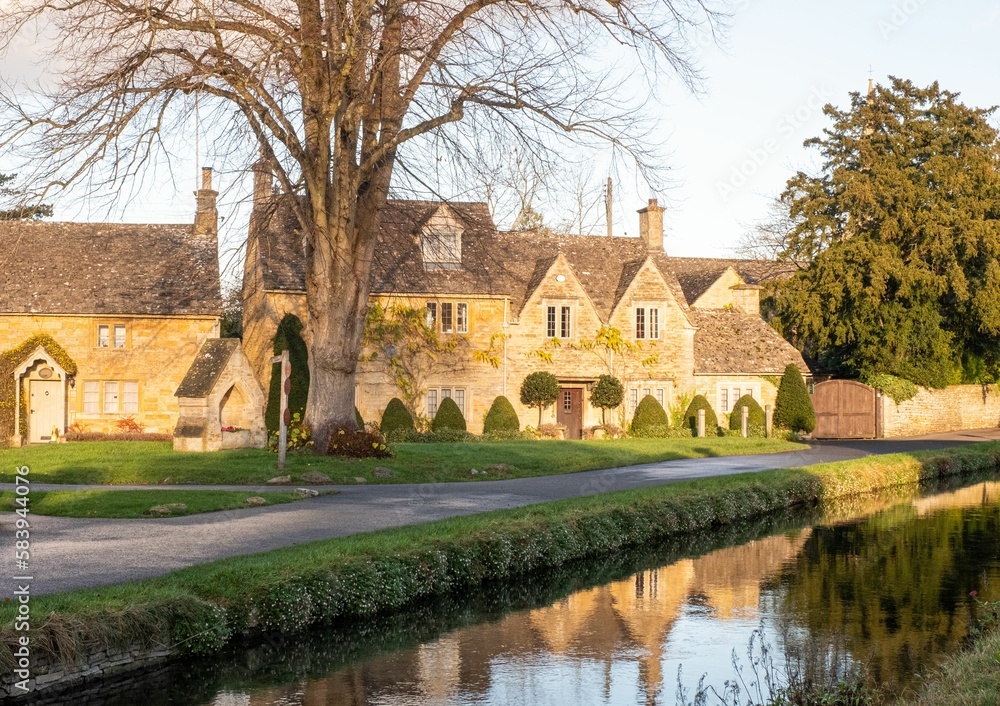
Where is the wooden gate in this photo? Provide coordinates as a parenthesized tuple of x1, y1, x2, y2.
(811, 380, 877, 439)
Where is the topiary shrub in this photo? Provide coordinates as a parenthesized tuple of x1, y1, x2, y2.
(432, 397, 467, 432)
(265, 314, 310, 434)
(590, 375, 624, 424)
(683, 395, 718, 436)
(774, 364, 816, 433)
(483, 396, 519, 434)
(355, 407, 365, 428)
(729, 395, 765, 435)
(520, 371, 560, 426)
(380, 398, 415, 437)
(630, 394, 669, 436)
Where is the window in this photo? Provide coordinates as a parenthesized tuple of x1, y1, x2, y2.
(720, 388, 730, 413)
(425, 302, 437, 329)
(635, 306, 660, 340)
(636, 308, 646, 339)
(426, 389, 439, 417)
(122, 381, 139, 414)
(103, 381, 119, 414)
(114, 325, 127, 349)
(649, 308, 659, 340)
(427, 387, 467, 417)
(629, 389, 639, 414)
(97, 325, 110, 348)
(546, 306, 557, 338)
(629, 382, 673, 415)
(717, 384, 758, 416)
(560, 306, 572, 338)
(454, 389, 466, 415)
(655, 388, 664, 407)
(82, 381, 100, 414)
(441, 303, 454, 333)
(420, 228, 462, 268)
(563, 390, 572, 412)
(456, 303, 468, 333)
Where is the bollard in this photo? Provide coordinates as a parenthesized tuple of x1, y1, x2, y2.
(765, 404, 773, 439)
(697, 409, 705, 438)
(741, 405, 749, 438)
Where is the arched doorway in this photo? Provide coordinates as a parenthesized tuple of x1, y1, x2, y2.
(14, 349, 69, 444)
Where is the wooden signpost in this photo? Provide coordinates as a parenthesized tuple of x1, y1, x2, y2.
(270, 350, 290, 470)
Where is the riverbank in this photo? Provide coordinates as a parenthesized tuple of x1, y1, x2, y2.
(3, 442, 1000, 701)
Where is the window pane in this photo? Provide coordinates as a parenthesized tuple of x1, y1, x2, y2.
(721, 388, 729, 413)
(114, 325, 126, 348)
(643, 388, 651, 398)
(83, 381, 99, 414)
(457, 303, 468, 333)
(425, 302, 437, 329)
(427, 389, 438, 417)
(636, 308, 645, 339)
(734, 388, 741, 401)
(650, 308, 659, 339)
(97, 325, 109, 348)
(656, 388, 664, 407)
(442, 388, 452, 399)
(441, 303, 454, 333)
(454, 389, 466, 415)
(629, 389, 638, 413)
(122, 381, 139, 414)
(546, 306, 556, 338)
(563, 390, 572, 412)
(560, 306, 571, 338)
(103, 381, 119, 414)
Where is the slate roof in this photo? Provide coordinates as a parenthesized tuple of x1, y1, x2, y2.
(0, 221, 222, 316)
(175, 338, 241, 398)
(690, 310, 808, 375)
(669, 257, 798, 304)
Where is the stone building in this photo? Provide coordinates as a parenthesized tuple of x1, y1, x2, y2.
(242, 186, 809, 436)
(0, 170, 224, 444)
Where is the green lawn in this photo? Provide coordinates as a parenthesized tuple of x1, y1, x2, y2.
(0, 437, 803, 486)
(0, 489, 310, 518)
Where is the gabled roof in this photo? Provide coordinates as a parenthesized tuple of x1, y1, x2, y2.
(668, 257, 797, 304)
(691, 309, 809, 375)
(175, 338, 241, 398)
(0, 221, 221, 316)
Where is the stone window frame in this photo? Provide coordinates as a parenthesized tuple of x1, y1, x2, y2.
(716, 383, 760, 415)
(633, 301, 662, 341)
(95, 320, 130, 350)
(425, 385, 469, 418)
(78, 378, 141, 416)
(627, 381, 673, 414)
(543, 299, 576, 340)
(426, 300, 470, 335)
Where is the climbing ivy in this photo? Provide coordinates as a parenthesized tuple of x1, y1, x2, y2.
(1, 335, 77, 446)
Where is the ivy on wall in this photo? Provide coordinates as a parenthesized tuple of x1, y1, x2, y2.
(0, 335, 77, 446)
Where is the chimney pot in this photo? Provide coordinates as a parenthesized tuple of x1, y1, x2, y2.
(637, 198, 665, 253)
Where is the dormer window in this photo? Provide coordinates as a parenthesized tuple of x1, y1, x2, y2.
(420, 205, 464, 270)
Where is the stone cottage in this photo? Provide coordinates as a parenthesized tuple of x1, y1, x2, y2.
(0, 170, 226, 445)
(242, 180, 808, 437)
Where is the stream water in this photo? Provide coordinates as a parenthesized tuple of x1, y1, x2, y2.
(60, 475, 1000, 705)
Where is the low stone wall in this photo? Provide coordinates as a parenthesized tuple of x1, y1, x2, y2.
(880, 384, 1000, 437)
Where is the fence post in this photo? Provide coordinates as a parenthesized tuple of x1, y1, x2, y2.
(270, 350, 290, 471)
(741, 405, 749, 438)
(765, 405, 773, 438)
(697, 409, 705, 438)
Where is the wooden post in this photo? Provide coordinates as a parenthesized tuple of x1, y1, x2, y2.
(765, 405, 773, 438)
(270, 350, 290, 471)
(697, 409, 705, 438)
(741, 405, 749, 438)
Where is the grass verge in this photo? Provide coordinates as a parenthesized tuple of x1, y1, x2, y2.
(0, 437, 802, 485)
(0, 490, 314, 518)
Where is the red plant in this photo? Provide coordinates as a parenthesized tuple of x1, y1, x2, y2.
(114, 416, 145, 434)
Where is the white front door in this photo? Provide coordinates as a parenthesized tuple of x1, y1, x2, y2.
(29, 380, 63, 443)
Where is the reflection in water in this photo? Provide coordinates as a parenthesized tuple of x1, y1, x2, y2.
(62, 480, 1000, 706)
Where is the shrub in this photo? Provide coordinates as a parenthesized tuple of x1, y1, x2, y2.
(774, 364, 816, 433)
(683, 395, 718, 436)
(65, 432, 172, 442)
(520, 371, 560, 426)
(862, 373, 918, 403)
(267, 412, 312, 452)
(630, 394, 669, 436)
(432, 397, 467, 432)
(326, 425, 393, 459)
(589, 375, 624, 424)
(728, 395, 765, 435)
(483, 396, 520, 434)
(114, 415, 145, 434)
(265, 314, 310, 434)
(355, 407, 365, 428)
(536, 423, 566, 439)
(380, 398, 415, 436)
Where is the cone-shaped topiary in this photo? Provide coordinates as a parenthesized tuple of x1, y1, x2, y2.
(483, 396, 520, 433)
(729, 394, 765, 432)
(380, 397, 415, 435)
(432, 396, 467, 432)
(630, 394, 669, 435)
(355, 407, 365, 428)
(590, 374, 624, 425)
(774, 364, 815, 433)
(684, 395, 718, 436)
(265, 314, 310, 434)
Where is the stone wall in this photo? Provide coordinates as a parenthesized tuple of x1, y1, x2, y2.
(879, 385, 1000, 437)
(1, 313, 219, 436)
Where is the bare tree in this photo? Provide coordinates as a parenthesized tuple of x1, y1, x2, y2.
(0, 0, 724, 450)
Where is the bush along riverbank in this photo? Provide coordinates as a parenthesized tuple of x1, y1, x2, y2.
(4, 443, 1000, 700)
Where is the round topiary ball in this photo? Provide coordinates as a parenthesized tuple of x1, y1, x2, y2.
(728, 395, 765, 432)
(380, 397, 415, 436)
(684, 394, 719, 435)
(483, 395, 520, 433)
(630, 394, 669, 435)
(432, 396, 467, 432)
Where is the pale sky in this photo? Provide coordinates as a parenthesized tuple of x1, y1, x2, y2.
(2, 0, 999, 276)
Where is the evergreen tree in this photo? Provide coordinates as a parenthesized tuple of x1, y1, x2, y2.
(0, 172, 52, 220)
(770, 78, 1000, 386)
(265, 314, 311, 433)
(483, 396, 520, 434)
(773, 364, 815, 433)
(520, 371, 560, 426)
(589, 374, 624, 424)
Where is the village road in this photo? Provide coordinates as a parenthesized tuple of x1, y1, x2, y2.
(4, 428, 1000, 596)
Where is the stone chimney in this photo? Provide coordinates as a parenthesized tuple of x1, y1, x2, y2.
(732, 284, 761, 317)
(194, 167, 218, 236)
(252, 159, 273, 206)
(637, 198, 665, 253)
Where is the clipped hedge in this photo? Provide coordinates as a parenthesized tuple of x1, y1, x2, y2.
(432, 397, 467, 432)
(630, 395, 669, 436)
(483, 396, 520, 434)
(1, 335, 77, 447)
(729, 395, 765, 435)
(6, 441, 1000, 690)
(774, 364, 815, 433)
(683, 394, 718, 436)
(380, 398, 415, 437)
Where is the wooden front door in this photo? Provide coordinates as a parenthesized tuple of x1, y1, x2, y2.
(812, 380, 877, 439)
(29, 379, 63, 443)
(556, 387, 583, 439)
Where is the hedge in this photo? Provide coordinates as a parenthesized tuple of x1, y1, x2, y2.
(630, 394, 669, 436)
(729, 395, 765, 435)
(432, 397, 467, 432)
(483, 396, 520, 434)
(683, 395, 718, 436)
(380, 398, 415, 437)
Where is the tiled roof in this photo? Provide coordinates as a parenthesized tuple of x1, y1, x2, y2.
(175, 338, 240, 398)
(0, 221, 221, 316)
(668, 257, 798, 304)
(691, 309, 809, 375)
